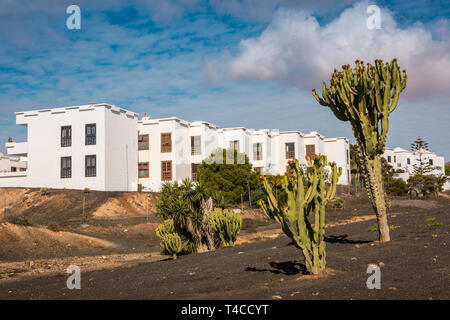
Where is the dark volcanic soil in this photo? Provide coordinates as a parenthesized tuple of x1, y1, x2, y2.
(1, 196, 448, 300)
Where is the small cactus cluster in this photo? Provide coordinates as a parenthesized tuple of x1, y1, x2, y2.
(208, 208, 242, 247)
(259, 155, 341, 275)
(156, 219, 182, 259)
(312, 59, 407, 243)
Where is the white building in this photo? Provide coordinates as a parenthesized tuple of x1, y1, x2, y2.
(137, 118, 351, 191)
(0, 152, 27, 174)
(1, 103, 351, 191)
(1, 103, 138, 191)
(382, 147, 446, 183)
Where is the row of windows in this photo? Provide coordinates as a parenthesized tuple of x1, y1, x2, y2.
(61, 124, 96, 147)
(387, 156, 433, 166)
(138, 135, 329, 163)
(60, 155, 96, 179)
(138, 161, 201, 182)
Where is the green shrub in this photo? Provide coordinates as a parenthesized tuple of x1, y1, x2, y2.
(7, 216, 31, 226)
(387, 178, 408, 196)
(408, 174, 445, 197)
(137, 184, 144, 192)
(40, 187, 49, 196)
(332, 198, 345, 209)
(197, 148, 260, 204)
(208, 208, 242, 247)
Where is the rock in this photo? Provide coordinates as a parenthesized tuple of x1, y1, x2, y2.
(272, 295, 282, 300)
(234, 209, 241, 213)
(355, 244, 360, 248)
(351, 257, 357, 261)
(379, 262, 385, 267)
(101, 256, 107, 260)
(29, 261, 35, 269)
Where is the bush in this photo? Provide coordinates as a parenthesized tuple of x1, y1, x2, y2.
(197, 148, 260, 204)
(137, 184, 144, 192)
(387, 178, 408, 196)
(40, 187, 49, 196)
(7, 215, 31, 226)
(408, 174, 445, 197)
(155, 179, 242, 257)
(332, 198, 345, 209)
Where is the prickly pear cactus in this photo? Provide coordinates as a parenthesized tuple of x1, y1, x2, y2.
(259, 155, 341, 275)
(312, 59, 407, 243)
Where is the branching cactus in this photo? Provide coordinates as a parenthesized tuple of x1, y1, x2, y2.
(156, 219, 182, 259)
(259, 155, 341, 275)
(312, 59, 407, 242)
(208, 208, 242, 247)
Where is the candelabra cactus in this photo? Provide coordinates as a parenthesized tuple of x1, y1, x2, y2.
(156, 219, 182, 259)
(208, 208, 242, 247)
(312, 59, 407, 242)
(259, 155, 341, 275)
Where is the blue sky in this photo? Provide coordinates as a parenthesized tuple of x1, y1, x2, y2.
(0, 0, 449, 158)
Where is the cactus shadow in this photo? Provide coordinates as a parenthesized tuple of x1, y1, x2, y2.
(325, 234, 372, 244)
(245, 261, 307, 275)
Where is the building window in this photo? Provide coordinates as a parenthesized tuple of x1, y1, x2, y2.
(161, 161, 172, 181)
(253, 143, 263, 160)
(85, 124, 96, 145)
(61, 157, 72, 179)
(407, 158, 411, 165)
(191, 136, 201, 155)
(19, 167, 26, 172)
(138, 162, 149, 178)
(11, 167, 17, 172)
(138, 134, 149, 150)
(397, 163, 401, 168)
(346, 150, 349, 164)
(161, 133, 172, 153)
(429, 159, 433, 166)
(305, 144, 316, 159)
(254, 167, 262, 174)
(230, 140, 239, 152)
(61, 126, 72, 147)
(387, 156, 391, 163)
(85, 155, 96, 177)
(191, 163, 199, 181)
(285, 143, 295, 159)
(394, 156, 396, 162)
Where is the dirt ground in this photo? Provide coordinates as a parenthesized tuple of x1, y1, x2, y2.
(0, 188, 448, 299)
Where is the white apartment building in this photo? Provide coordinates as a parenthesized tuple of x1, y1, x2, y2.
(1, 103, 138, 191)
(137, 117, 351, 191)
(1, 103, 351, 191)
(382, 147, 448, 190)
(382, 147, 445, 179)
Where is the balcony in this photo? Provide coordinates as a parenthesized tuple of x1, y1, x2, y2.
(6, 142, 28, 157)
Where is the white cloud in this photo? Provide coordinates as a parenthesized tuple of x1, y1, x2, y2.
(220, 1, 450, 100)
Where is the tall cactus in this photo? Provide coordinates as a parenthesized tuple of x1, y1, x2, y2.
(312, 59, 407, 243)
(259, 155, 341, 275)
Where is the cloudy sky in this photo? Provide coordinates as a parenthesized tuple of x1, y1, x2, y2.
(1, 0, 449, 158)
